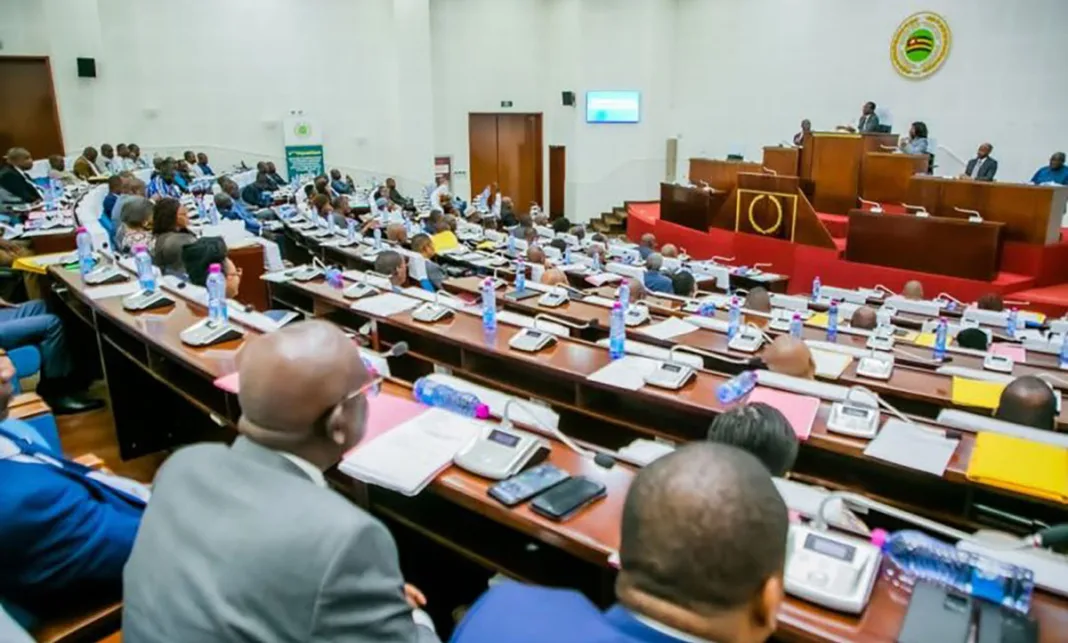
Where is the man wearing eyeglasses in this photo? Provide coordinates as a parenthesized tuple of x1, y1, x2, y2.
(123, 321, 439, 642)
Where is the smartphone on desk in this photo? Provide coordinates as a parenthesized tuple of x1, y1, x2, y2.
(530, 476, 606, 522)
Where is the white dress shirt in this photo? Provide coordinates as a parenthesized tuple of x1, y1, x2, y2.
(278, 451, 326, 488)
(969, 157, 986, 178)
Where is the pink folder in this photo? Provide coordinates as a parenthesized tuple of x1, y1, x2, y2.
(745, 387, 819, 441)
(990, 343, 1027, 363)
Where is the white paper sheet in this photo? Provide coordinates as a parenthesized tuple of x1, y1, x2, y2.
(338, 408, 481, 496)
(684, 315, 730, 333)
(585, 273, 622, 286)
(586, 355, 660, 391)
(583, 295, 616, 308)
(84, 281, 141, 300)
(638, 317, 699, 341)
(350, 293, 420, 317)
(863, 418, 959, 476)
(810, 348, 853, 380)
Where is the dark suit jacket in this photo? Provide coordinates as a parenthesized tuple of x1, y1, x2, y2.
(965, 156, 998, 181)
(0, 166, 42, 204)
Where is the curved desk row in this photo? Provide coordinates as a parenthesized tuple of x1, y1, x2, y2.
(42, 263, 1068, 643)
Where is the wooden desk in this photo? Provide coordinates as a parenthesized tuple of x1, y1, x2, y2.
(228, 244, 269, 311)
(845, 210, 1004, 281)
(802, 132, 899, 214)
(908, 176, 1068, 245)
(688, 158, 763, 191)
(861, 153, 929, 205)
(763, 146, 800, 176)
(43, 265, 1068, 643)
(659, 183, 720, 232)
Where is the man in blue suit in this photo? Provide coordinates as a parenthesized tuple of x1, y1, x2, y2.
(642, 253, 674, 294)
(0, 351, 147, 627)
(450, 443, 789, 643)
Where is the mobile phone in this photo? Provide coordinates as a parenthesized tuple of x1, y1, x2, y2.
(488, 463, 570, 507)
(896, 581, 971, 643)
(530, 476, 606, 521)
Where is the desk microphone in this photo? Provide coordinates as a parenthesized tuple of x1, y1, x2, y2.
(1023, 524, 1068, 549)
(384, 341, 408, 359)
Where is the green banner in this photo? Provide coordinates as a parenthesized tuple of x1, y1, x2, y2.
(285, 144, 324, 181)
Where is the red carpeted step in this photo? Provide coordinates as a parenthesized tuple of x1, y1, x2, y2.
(1006, 282, 1068, 317)
(816, 213, 849, 238)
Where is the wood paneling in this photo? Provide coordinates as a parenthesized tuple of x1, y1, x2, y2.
(762, 146, 800, 176)
(845, 210, 1004, 281)
(687, 158, 762, 191)
(468, 113, 543, 212)
(548, 145, 565, 217)
(907, 176, 1068, 245)
(807, 132, 863, 214)
(0, 56, 64, 158)
(861, 152, 929, 204)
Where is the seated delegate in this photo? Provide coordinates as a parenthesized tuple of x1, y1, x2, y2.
(0, 351, 146, 627)
(451, 443, 788, 643)
(995, 376, 1058, 432)
(0, 148, 43, 205)
(115, 196, 155, 254)
(375, 251, 409, 291)
(962, 143, 998, 181)
(1031, 152, 1068, 186)
(146, 159, 183, 200)
(642, 253, 673, 294)
(411, 233, 445, 291)
(181, 237, 242, 299)
(123, 322, 439, 642)
(707, 403, 799, 477)
(151, 198, 197, 276)
(898, 121, 929, 157)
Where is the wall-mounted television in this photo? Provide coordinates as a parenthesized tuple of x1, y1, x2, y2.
(586, 91, 641, 124)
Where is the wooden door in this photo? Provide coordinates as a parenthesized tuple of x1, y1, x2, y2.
(467, 113, 499, 204)
(468, 113, 543, 211)
(548, 145, 565, 217)
(0, 57, 64, 159)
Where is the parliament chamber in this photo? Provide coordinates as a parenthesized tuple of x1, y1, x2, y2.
(3, 2, 1068, 642)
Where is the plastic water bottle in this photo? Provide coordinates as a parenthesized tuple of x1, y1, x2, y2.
(716, 371, 758, 404)
(592, 250, 602, 272)
(133, 245, 156, 292)
(46, 179, 59, 209)
(790, 312, 803, 338)
(327, 213, 336, 236)
(1060, 333, 1068, 370)
(507, 234, 516, 254)
(481, 277, 497, 331)
(727, 296, 741, 339)
(412, 377, 490, 419)
(373, 226, 382, 250)
(347, 219, 357, 243)
(515, 257, 526, 293)
(75, 226, 94, 277)
(933, 317, 948, 361)
(827, 299, 839, 341)
(698, 300, 716, 317)
(206, 196, 220, 225)
(325, 266, 344, 290)
(564, 245, 572, 265)
(878, 529, 1034, 614)
(609, 301, 626, 360)
(812, 276, 821, 301)
(1006, 307, 1019, 339)
(206, 263, 228, 323)
(619, 280, 630, 310)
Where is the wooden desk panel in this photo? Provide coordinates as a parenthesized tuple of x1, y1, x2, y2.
(763, 146, 800, 176)
(229, 244, 269, 311)
(861, 153, 929, 205)
(660, 183, 719, 232)
(845, 210, 1003, 281)
(807, 132, 863, 214)
(908, 176, 1068, 244)
(688, 158, 763, 192)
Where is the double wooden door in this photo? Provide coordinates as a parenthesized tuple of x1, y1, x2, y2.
(468, 113, 542, 211)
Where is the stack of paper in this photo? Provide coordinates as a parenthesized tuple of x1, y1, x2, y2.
(587, 355, 660, 391)
(637, 317, 698, 340)
(338, 408, 482, 496)
(810, 349, 853, 380)
(350, 293, 420, 317)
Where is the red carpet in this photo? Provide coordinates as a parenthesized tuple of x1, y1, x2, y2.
(1005, 283, 1068, 317)
(626, 202, 1051, 303)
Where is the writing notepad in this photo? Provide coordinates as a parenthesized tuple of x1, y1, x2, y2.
(951, 376, 1006, 410)
(587, 355, 660, 391)
(638, 317, 698, 340)
(810, 349, 853, 380)
(990, 343, 1027, 363)
(914, 332, 937, 348)
(807, 312, 829, 328)
(745, 387, 819, 440)
(967, 432, 1068, 503)
(863, 419, 959, 476)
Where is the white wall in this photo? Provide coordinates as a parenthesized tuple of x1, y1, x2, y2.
(2, 0, 1065, 220)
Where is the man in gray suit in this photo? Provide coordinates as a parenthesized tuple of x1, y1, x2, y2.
(123, 321, 439, 643)
(963, 143, 998, 181)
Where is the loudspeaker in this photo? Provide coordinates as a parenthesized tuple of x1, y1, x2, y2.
(562, 91, 575, 106)
(76, 58, 96, 78)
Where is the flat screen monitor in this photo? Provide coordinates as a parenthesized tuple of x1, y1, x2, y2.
(586, 91, 640, 124)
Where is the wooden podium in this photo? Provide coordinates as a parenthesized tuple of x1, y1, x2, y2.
(800, 132, 899, 214)
(688, 158, 762, 191)
(709, 173, 836, 249)
(907, 177, 1068, 244)
(762, 146, 800, 176)
(861, 152, 929, 204)
(660, 183, 725, 232)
